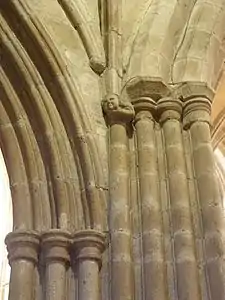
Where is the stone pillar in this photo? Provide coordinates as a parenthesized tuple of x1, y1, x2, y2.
(183, 93, 225, 299)
(5, 231, 40, 300)
(132, 97, 167, 300)
(72, 230, 105, 300)
(102, 94, 135, 300)
(41, 229, 71, 300)
(158, 97, 200, 300)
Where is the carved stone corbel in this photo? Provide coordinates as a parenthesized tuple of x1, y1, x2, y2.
(102, 93, 134, 125)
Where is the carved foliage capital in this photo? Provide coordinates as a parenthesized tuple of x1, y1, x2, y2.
(5, 231, 40, 265)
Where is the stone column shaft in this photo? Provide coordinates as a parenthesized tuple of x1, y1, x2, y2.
(72, 230, 105, 300)
(158, 98, 200, 300)
(133, 97, 166, 300)
(11, 261, 35, 299)
(42, 230, 71, 300)
(78, 260, 99, 299)
(45, 263, 67, 299)
(109, 122, 133, 300)
(5, 231, 40, 300)
(184, 97, 225, 300)
(102, 95, 135, 300)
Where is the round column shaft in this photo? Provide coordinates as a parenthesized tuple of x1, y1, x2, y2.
(158, 98, 200, 300)
(132, 97, 166, 300)
(42, 229, 71, 300)
(5, 230, 40, 300)
(72, 230, 105, 300)
(102, 94, 135, 300)
(183, 96, 225, 300)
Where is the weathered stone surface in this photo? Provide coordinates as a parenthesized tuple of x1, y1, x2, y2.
(1, 1, 225, 299)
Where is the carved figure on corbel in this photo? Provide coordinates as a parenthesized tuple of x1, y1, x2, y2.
(101, 93, 135, 124)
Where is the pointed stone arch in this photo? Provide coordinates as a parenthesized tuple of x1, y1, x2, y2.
(0, 0, 106, 232)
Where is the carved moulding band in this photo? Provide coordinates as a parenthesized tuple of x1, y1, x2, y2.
(5, 231, 40, 265)
(131, 97, 157, 123)
(173, 81, 214, 129)
(182, 97, 212, 129)
(41, 229, 72, 264)
(72, 230, 106, 268)
(157, 97, 183, 124)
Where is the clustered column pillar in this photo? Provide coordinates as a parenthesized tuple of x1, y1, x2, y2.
(41, 229, 71, 300)
(5, 231, 40, 300)
(158, 97, 200, 300)
(183, 94, 225, 299)
(72, 230, 105, 300)
(132, 97, 167, 300)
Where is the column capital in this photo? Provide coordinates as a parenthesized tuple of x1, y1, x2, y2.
(157, 97, 183, 123)
(5, 230, 40, 265)
(72, 230, 106, 266)
(171, 82, 214, 129)
(41, 229, 71, 264)
(102, 93, 134, 125)
(131, 97, 157, 122)
(183, 97, 212, 129)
